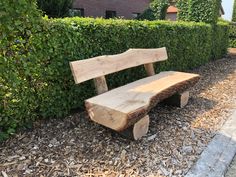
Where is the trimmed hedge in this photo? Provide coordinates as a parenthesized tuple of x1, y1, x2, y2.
(229, 23, 236, 47)
(212, 20, 229, 59)
(188, 0, 221, 24)
(0, 0, 42, 140)
(177, 0, 190, 21)
(177, 0, 222, 24)
(1, 16, 229, 140)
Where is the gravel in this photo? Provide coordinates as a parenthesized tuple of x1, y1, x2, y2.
(0, 57, 236, 177)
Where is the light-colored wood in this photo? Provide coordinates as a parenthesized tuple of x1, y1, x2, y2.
(85, 71, 200, 131)
(180, 91, 190, 108)
(120, 115, 150, 140)
(162, 91, 190, 108)
(93, 76, 108, 95)
(144, 63, 155, 76)
(70, 47, 168, 84)
(228, 48, 236, 58)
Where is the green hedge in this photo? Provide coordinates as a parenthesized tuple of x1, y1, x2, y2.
(188, 0, 221, 24)
(1, 17, 229, 140)
(177, 0, 190, 21)
(212, 20, 229, 59)
(0, 0, 42, 140)
(177, 0, 221, 24)
(229, 23, 236, 47)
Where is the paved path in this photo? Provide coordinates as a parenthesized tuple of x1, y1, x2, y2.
(185, 110, 236, 177)
(225, 155, 236, 177)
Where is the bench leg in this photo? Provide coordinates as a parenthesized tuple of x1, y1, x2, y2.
(120, 115, 150, 140)
(162, 91, 190, 108)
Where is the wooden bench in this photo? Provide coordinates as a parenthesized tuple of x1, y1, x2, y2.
(70, 47, 200, 140)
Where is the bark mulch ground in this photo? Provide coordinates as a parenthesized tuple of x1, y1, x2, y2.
(0, 57, 236, 177)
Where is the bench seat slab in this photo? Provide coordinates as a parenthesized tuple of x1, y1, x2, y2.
(85, 71, 200, 131)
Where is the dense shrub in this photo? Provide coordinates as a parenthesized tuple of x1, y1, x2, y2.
(188, 0, 221, 24)
(0, 0, 42, 140)
(177, 0, 190, 21)
(211, 21, 229, 59)
(229, 23, 236, 47)
(177, 0, 221, 24)
(37, 0, 72, 18)
(138, 0, 169, 20)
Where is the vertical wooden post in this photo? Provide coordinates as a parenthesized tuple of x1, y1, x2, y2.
(144, 63, 155, 76)
(93, 76, 108, 95)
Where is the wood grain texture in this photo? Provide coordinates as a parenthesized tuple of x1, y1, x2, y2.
(144, 63, 155, 76)
(120, 115, 150, 140)
(85, 71, 200, 131)
(93, 76, 108, 95)
(70, 47, 168, 84)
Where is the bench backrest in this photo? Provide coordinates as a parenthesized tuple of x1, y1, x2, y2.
(70, 47, 168, 94)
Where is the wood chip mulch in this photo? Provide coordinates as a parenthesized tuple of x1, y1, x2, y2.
(0, 57, 236, 177)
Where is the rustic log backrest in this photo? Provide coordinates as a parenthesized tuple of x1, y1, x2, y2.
(70, 47, 168, 94)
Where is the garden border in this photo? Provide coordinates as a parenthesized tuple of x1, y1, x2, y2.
(185, 108, 236, 177)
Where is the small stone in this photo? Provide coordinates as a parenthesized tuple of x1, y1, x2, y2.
(174, 170, 182, 175)
(114, 160, 118, 166)
(33, 145, 39, 150)
(182, 126, 188, 131)
(121, 150, 127, 162)
(182, 146, 193, 154)
(191, 131, 196, 140)
(160, 166, 169, 176)
(19, 156, 26, 161)
(44, 159, 49, 163)
(7, 155, 19, 161)
(147, 134, 157, 141)
(24, 169, 32, 174)
(1, 171, 8, 177)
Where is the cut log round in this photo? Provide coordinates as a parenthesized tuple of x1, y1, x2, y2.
(85, 71, 200, 131)
(162, 91, 190, 108)
(120, 115, 150, 140)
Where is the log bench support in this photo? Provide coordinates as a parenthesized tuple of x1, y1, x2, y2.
(120, 115, 150, 140)
(70, 47, 200, 140)
(162, 91, 190, 108)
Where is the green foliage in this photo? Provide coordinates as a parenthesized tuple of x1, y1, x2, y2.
(188, 0, 220, 24)
(137, 8, 156, 21)
(37, 0, 72, 18)
(0, 3, 229, 141)
(0, 0, 42, 140)
(151, 0, 170, 20)
(229, 23, 236, 47)
(177, 0, 190, 21)
(138, 0, 169, 20)
(233, 0, 236, 22)
(211, 20, 229, 59)
(177, 0, 221, 24)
